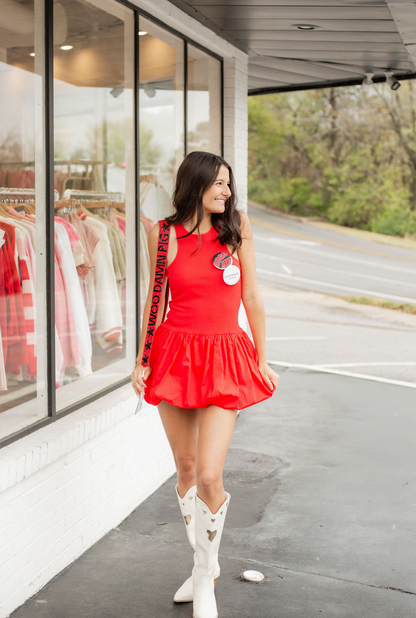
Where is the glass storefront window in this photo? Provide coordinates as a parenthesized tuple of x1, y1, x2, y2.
(0, 3, 222, 443)
(187, 45, 222, 155)
(138, 17, 184, 314)
(0, 0, 47, 438)
(53, 0, 135, 411)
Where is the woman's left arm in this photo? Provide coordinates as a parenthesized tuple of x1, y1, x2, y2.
(237, 211, 279, 389)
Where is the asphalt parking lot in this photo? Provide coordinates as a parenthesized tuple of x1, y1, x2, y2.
(11, 368, 416, 618)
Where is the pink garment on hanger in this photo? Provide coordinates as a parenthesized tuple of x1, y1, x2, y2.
(55, 217, 80, 250)
(140, 216, 153, 233)
(108, 212, 126, 240)
(14, 231, 36, 375)
(55, 234, 79, 374)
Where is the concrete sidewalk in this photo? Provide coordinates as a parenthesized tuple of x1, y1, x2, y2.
(11, 369, 416, 618)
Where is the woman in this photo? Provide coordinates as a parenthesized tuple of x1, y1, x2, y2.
(131, 151, 279, 618)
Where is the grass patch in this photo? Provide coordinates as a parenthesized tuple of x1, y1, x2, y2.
(342, 296, 416, 314)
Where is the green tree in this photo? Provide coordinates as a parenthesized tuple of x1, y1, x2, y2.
(248, 82, 416, 237)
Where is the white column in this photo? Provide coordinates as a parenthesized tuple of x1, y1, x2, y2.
(223, 55, 249, 213)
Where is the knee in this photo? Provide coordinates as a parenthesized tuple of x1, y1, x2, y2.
(176, 455, 196, 480)
(197, 469, 223, 495)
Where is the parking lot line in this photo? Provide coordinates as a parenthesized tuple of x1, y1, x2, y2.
(258, 268, 416, 304)
(319, 362, 416, 368)
(256, 251, 416, 288)
(267, 360, 416, 389)
(266, 336, 326, 341)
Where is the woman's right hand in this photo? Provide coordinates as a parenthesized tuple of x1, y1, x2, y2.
(131, 363, 152, 396)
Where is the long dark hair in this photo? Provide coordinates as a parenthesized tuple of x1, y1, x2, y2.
(165, 151, 242, 252)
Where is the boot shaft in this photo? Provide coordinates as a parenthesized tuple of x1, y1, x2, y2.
(176, 484, 197, 550)
(193, 492, 230, 576)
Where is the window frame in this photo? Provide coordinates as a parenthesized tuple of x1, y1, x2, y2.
(0, 0, 224, 448)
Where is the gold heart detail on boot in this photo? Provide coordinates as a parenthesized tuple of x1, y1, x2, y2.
(211, 518, 215, 522)
(207, 530, 217, 542)
(184, 514, 192, 525)
(189, 496, 193, 500)
(203, 510, 207, 515)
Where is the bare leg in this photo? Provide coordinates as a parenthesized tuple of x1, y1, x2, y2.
(157, 400, 198, 497)
(195, 405, 238, 513)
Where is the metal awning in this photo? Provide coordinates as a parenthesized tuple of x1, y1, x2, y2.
(169, 0, 416, 93)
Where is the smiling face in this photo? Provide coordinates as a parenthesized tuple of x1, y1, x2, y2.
(201, 164, 232, 215)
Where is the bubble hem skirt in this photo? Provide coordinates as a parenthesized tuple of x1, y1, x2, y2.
(143, 324, 276, 410)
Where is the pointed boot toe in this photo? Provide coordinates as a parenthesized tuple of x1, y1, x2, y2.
(174, 575, 193, 603)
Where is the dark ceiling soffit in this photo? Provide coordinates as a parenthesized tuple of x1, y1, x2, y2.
(161, 0, 248, 52)
(249, 71, 416, 95)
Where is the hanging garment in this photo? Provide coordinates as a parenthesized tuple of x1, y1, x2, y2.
(139, 218, 150, 314)
(0, 221, 28, 375)
(0, 231, 7, 390)
(80, 215, 123, 352)
(0, 323, 6, 391)
(55, 223, 92, 377)
(64, 211, 98, 279)
(13, 224, 36, 376)
(54, 233, 79, 380)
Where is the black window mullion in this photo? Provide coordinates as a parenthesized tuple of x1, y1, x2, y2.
(220, 59, 224, 158)
(135, 12, 141, 357)
(45, 0, 56, 416)
(184, 40, 188, 157)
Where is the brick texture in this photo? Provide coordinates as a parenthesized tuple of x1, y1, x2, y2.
(0, 385, 175, 618)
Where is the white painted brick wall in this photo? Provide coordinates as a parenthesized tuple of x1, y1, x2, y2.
(0, 385, 175, 618)
(0, 3, 249, 617)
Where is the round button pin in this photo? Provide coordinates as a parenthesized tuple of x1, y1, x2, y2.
(213, 252, 232, 270)
(223, 264, 240, 285)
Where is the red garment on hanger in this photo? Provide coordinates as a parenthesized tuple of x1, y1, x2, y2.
(0, 222, 28, 373)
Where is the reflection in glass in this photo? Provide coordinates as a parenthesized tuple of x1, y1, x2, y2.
(0, 0, 47, 438)
(187, 45, 222, 155)
(138, 17, 185, 315)
(53, 0, 135, 411)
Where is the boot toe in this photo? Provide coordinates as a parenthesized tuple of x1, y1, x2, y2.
(173, 575, 193, 603)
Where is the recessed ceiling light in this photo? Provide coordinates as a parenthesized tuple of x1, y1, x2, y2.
(29, 52, 35, 57)
(60, 45, 73, 50)
(138, 31, 147, 36)
(293, 24, 319, 30)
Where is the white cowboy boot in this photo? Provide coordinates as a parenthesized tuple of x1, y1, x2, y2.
(174, 484, 220, 603)
(175, 483, 196, 549)
(192, 492, 231, 618)
(173, 484, 196, 603)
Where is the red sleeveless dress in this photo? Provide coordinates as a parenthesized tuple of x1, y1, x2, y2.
(144, 222, 276, 410)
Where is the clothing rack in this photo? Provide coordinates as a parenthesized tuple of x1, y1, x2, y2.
(0, 187, 59, 202)
(0, 161, 35, 168)
(62, 189, 123, 203)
